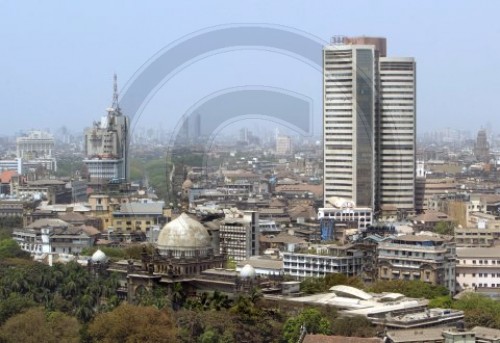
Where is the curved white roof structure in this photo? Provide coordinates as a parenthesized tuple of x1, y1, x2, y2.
(329, 285, 373, 300)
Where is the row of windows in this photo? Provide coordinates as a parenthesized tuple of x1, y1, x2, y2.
(461, 259, 500, 265)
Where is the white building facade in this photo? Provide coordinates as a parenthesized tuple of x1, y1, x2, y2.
(456, 247, 500, 290)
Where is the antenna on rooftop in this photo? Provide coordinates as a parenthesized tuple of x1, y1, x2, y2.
(112, 73, 120, 111)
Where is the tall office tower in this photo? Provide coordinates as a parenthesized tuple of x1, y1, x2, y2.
(83, 75, 129, 185)
(474, 129, 490, 162)
(323, 36, 416, 212)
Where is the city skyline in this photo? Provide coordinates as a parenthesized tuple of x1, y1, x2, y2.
(1, 1, 500, 137)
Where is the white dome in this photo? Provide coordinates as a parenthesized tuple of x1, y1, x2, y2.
(91, 249, 107, 263)
(156, 213, 212, 257)
(240, 264, 256, 279)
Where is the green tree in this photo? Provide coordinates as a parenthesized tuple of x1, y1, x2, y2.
(0, 307, 80, 343)
(0, 292, 36, 324)
(88, 304, 177, 343)
(434, 221, 454, 235)
(0, 239, 30, 259)
(282, 308, 331, 343)
(198, 328, 219, 343)
(331, 315, 376, 337)
(367, 280, 449, 299)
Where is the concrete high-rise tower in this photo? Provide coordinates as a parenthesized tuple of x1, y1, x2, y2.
(323, 36, 416, 213)
(83, 75, 129, 185)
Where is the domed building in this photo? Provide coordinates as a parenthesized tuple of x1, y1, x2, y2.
(137, 213, 225, 281)
(239, 264, 256, 280)
(111, 213, 274, 302)
(91, 249, 108, 263)
(157, 213, 213, 258)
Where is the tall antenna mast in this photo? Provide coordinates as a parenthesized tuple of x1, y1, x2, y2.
(112, 73, 120, 110)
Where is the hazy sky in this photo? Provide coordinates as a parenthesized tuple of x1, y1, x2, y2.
(1, 1, 499, 137)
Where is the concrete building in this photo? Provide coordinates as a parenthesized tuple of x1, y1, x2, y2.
(454, 226, 500, 248)
(83, 75, 129, 184)
(219, 211, 259, 262)
(456, 247, 500, 290)
(283, 244, 364, 278)
(12, 218, 96, 256)
(318, 205, 373, 230)
(276, 135, 292, 155)
(323, 36, 416, 212)
(474, 129, 490, 162)
(16, 130, 57, 171)
(378, 234, 456, 291)
(112, 201, 167, 233)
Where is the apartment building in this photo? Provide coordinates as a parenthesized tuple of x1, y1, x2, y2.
(318, 206, 373, 230)
(219, 211, 259, 262)
(378, 234, 456, 291)
(283, 244, 364, 278)
(456, 247, 500, 291)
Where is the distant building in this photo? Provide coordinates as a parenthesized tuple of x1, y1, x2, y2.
(13, 218, 96, 256)
(378, 234, 456, 291)
(283, 244, 364, 278)
(276, 135, 292, 155)
(16, 131, 57, 172)
(112, 201, 167, 233)
(474, 129, 490, 162)
(83, 74, 129, 185)
(318, 205, 373, 230)
(219, 211, 259, 262)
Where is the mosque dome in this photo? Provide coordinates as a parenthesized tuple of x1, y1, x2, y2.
(240, 264, 256, 279)
(91, 249, 107, 263)
(182, 178, 193, 189)
(157, 213, 213, 258)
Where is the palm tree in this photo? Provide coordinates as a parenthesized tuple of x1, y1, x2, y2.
(249, 287, 263, 305)
(171, 282, 185, 310)
(209, 291, 231, 311)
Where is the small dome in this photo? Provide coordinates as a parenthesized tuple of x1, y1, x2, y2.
(240, 264, 256, 279)
(91, 249, 107, 263)
(157, 213, 212, 257)
(182, 179, 193, 189)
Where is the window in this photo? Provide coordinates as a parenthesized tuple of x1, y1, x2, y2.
(472, 273, 476, 277)
(479, 273, 483, 277)
(473, 260, 476, 264)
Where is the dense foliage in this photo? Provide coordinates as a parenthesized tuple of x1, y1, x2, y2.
(0, 237, 498, 342)
(367, 279, 450, 299)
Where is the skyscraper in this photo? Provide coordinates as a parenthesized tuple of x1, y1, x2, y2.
(83, 75, 129, 185)
(323, 36, 416, 213)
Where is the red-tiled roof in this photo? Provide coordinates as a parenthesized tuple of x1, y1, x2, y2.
(0, 170, 17, 183)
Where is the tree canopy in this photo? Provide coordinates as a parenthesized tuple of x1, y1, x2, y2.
(88, 303, 177, 343)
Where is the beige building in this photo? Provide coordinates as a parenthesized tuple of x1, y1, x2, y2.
(378, 234, 456, 291)
(219, 211, 259, 262)
(454, 227, 500, 247)
(275, 135, 292, 155)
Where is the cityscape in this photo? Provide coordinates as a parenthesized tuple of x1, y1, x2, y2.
(2, 1, 500, 343)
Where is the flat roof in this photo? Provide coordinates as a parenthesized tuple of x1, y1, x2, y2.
(457, 247, 500, 258)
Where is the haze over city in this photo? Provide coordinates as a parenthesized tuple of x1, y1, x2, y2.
(2, 0, 500, 136)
